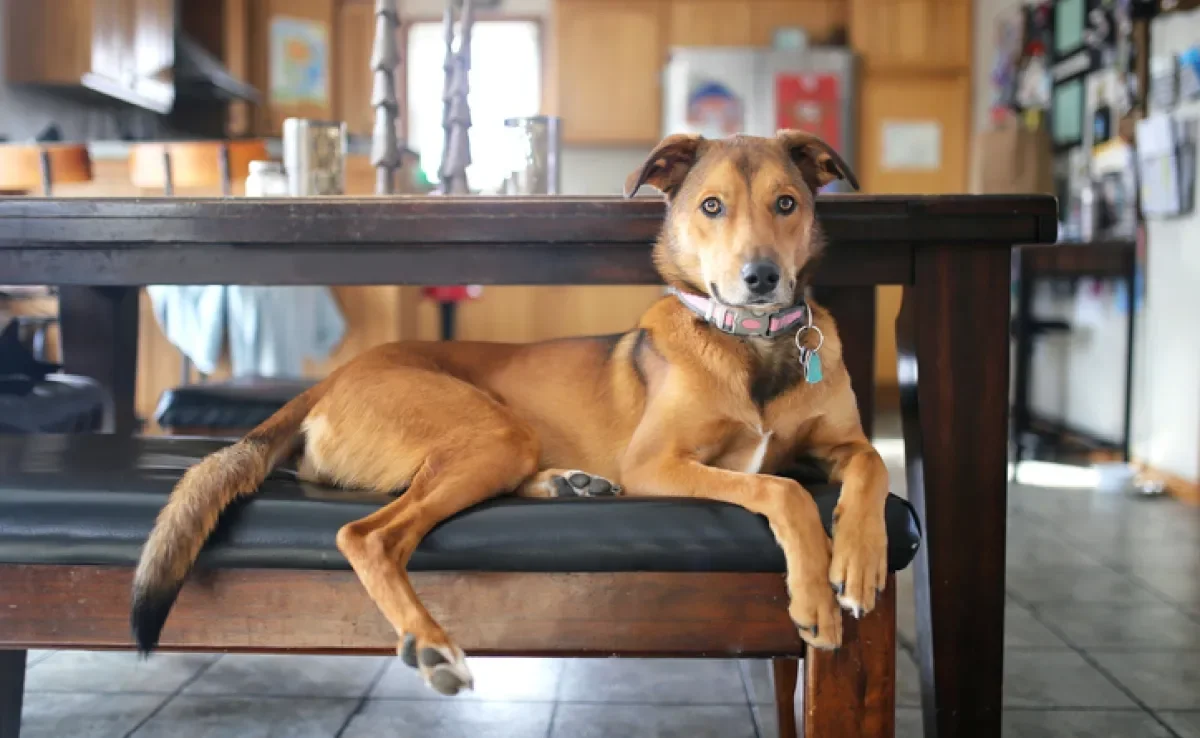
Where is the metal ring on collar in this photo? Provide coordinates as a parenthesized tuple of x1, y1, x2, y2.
(794, 324, 824, 354)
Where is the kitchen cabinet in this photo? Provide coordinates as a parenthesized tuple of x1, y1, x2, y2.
(667, 1, 752, 46)
(848, 0, 970, 73)
(750, 0, 847, 45)
(4, 0, 175, 113)
(550, 0, 666, 145)
(335, 0, 377, 137)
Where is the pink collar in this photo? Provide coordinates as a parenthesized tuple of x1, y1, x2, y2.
(670, 288, 809, 339)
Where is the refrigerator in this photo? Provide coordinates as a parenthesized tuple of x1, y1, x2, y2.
(663, 46, 858, 192)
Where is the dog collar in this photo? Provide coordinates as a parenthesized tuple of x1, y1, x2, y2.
(670, 288, 809, 339)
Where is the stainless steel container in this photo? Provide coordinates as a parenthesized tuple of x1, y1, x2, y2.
(282, 118, 348, 196)
(504, 116, 562, 195)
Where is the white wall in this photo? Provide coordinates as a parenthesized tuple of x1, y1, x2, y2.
(1131, 8, 1200, 481)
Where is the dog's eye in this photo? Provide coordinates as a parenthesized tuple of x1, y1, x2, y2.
(776, 195, 797, 215)
(700, 197, 724, 217)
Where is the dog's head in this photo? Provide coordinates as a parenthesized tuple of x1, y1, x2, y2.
(625, 131, 857, 309)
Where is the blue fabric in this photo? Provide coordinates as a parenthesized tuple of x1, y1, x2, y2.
(147, 286, 345, 378)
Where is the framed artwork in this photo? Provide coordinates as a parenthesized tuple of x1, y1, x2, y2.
(269, 16, 331, 107)
(1052, 77, 1086, 150)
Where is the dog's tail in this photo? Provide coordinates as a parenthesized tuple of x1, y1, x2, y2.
(130, 382, 327, 654)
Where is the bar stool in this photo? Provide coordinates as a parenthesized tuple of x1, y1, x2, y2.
(0, 143, 92, 196)
(128, 139, 269, 196)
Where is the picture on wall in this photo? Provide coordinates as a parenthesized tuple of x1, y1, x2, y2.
(269, 16, 331, 107)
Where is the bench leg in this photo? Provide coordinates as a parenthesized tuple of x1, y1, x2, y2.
(803, 575, 896, 738)
(773, 658, 800, 738)
(0, 650, 26, 738)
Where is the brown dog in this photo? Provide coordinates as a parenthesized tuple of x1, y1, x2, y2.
(131, 130, 890, 696)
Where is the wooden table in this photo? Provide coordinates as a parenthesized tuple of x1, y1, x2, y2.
(0, 194, 1057, 738)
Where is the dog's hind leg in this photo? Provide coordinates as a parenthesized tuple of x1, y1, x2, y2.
(324, 370, 540, 696)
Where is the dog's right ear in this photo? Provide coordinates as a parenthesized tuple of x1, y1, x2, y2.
(624, 134, 704, 198)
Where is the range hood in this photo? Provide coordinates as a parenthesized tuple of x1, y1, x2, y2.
(173, 35, 260, 103)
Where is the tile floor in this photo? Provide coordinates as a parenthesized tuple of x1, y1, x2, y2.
(16, 422, 1200, 737)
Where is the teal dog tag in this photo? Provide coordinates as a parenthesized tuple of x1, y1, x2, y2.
(805, 352, 823, 383)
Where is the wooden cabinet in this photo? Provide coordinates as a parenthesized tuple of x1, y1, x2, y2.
(4, 0, 175, 112)
(667, 1, 751, 46)
(551, 0, 666, 145)
(849, 0, 970, 73)
(750, 0, 847, 45)
(335, 0, 377, 137)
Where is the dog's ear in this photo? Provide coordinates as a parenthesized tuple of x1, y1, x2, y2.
(777, 130, 859, 192)
(624, 134, 705, 198)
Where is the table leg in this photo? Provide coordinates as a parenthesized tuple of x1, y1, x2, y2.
(896, 246, 1011, 738)
(813, 286, 877, 439)
(58, 286, 139, 435)
(0, 649, 26, 738)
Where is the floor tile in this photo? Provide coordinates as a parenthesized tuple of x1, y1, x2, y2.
(738, 659, 775, 706)
(1130, 567, 1200, 614)
(372, 657, 562, 702)
(1001, 709, 1174, 738)
(1006, 565, 1160, 604)
(753, 704, 923, 738)
(341, 699, 553, 738)
(131, 695, 358, 738)
(25, 650, 55, 667)
(1003, 650, 1135, 708)
(1006, 604, 1072, 649)
(897, 649, 921, 707)
(552, 703, 755, 738)
(558, 658, 745, 704)
(1032, 604, 1200, 649)
(184, 654, 385, 698)
(1091, 652, 1200, 709)
(19, 692, 165, 738)
(896, 708, 923, 738)
(1160, 711, 1200, 738)
(24, 650, 216, 694)
(1005, 532, 1101, 570)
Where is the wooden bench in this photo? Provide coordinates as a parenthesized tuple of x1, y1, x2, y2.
(0, 194, 1058, 738)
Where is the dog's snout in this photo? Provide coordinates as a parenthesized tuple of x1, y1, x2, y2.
(741, 260, 781, 296)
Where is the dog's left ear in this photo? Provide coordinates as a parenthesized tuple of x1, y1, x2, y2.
(778, 130, 859, 192)
(624, 133, 705, 198)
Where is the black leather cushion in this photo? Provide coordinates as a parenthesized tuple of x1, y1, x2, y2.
(155, 378, 315, 430)
(0, 435, 921, 574)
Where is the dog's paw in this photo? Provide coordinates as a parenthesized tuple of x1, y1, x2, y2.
(400, 633, 473, 696)
(828, 504, 888, 619)
(548, 470, 623, 498)
(789, 575, 843, 651)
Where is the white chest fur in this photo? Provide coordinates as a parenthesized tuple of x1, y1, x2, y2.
(743, 429, 774, 475)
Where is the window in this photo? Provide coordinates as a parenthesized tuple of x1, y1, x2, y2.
(406, 20, 541, 193)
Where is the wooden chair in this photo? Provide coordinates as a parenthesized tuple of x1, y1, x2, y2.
(0, 143, 92, 196)
(128, 139, 268, 195)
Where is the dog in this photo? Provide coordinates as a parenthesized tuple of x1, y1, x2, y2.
(130, 130, 890, 697)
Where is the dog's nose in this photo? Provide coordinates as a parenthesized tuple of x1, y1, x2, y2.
(741, 260, 781, 296)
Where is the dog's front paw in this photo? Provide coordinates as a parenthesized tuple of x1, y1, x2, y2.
(789, 571, 843, 651)
(828, 503, 888, 618)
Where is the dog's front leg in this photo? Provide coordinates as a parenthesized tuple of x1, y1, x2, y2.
(808, 413, 890, 619)
(622, 445, 843, 650)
